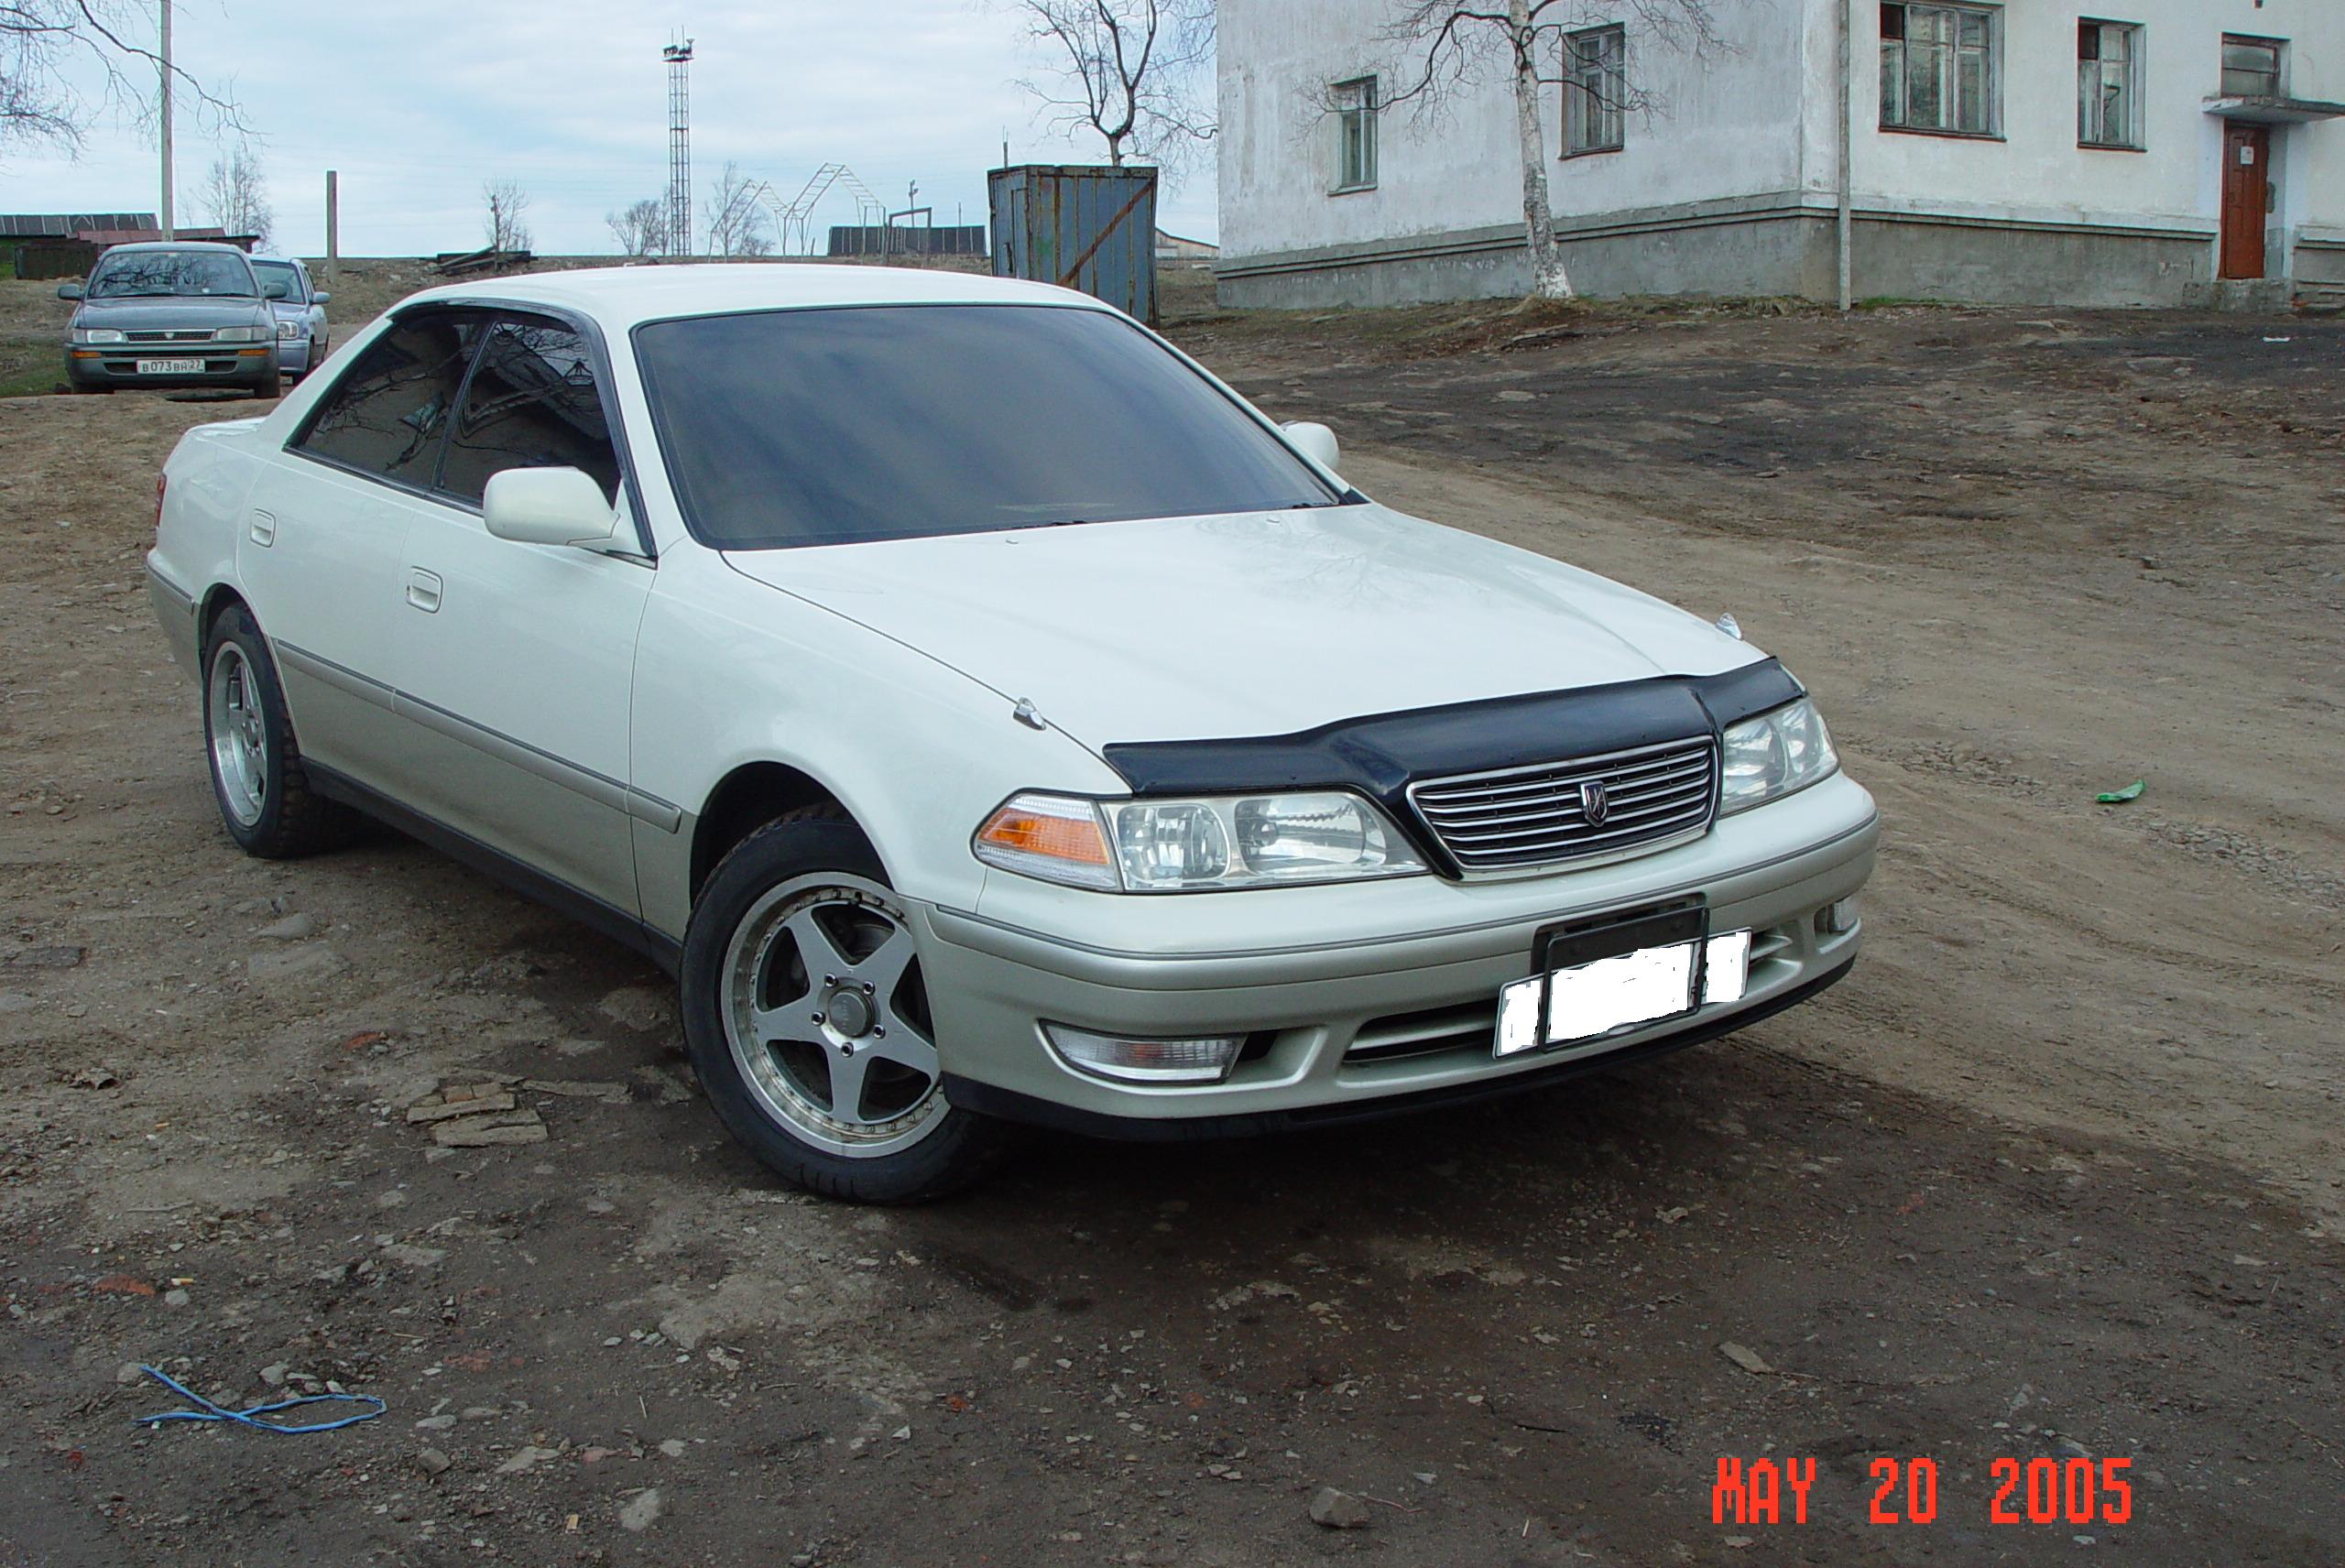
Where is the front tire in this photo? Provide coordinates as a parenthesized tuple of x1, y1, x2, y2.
(201, 605, 355, 857)
(681, 815, 1014, 1203)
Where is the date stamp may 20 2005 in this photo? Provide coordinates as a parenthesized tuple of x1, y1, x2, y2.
(1714, 1455, 2137, 1529)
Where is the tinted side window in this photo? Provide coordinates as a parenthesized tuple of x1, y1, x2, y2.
(437, 315, 621, 506)
(296, 311, 484, 485)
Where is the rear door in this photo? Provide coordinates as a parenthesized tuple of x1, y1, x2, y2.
(391, 310, 652, 917)
(240, 307, 486, 787)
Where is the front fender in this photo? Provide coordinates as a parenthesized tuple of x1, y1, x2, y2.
(628, 543, 1126, 941)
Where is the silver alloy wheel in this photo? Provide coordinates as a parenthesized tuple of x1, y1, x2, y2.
(206, 642, 268, 828)
(720, 873, 947, 1159)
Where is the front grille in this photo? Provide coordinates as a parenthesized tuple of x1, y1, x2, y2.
(1409, 736, 1718, 873)
(124, 329, 215, 343)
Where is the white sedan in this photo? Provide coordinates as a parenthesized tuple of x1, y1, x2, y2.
(146, 265, 1877, 1201)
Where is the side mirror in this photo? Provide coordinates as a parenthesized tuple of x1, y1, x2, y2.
(483, 467, 619, 550)
(1282, 419, 1340, 474)
(56, 282, 84, 300)
(262, 280, 289, 299)
(312, 289, 331, 305)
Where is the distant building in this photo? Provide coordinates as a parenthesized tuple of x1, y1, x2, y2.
(1216, 0, 2345, 309)
(826, 223, 987, 258)
(1154, 229, 1219, 264)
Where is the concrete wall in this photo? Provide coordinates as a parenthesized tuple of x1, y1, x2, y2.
(1218, 0, 2345, 308)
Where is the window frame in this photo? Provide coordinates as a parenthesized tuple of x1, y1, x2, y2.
(434, 310, 628, 511)
(1879, 2, 2002, 140)
(2078, 18, 2145, 151)
(2220, 34, 2285, 100)
(1331, 75, 1379, 193)
(286, 299, 654, 559)
(1563, 24, 1628, 158)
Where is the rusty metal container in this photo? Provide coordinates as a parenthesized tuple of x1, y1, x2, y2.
(987, 164, 1159, 324)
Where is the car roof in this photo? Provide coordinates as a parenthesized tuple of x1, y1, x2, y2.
(398, 262, 1108, 327)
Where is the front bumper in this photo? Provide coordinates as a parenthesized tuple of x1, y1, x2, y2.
(69, 346, 276, 390)
(273, 334, 315, 376)
(918, 775, 1879, 1137)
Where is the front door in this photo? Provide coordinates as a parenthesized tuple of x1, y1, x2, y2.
(2221, 123, 2272, 280)
(392, 311, 651, 918)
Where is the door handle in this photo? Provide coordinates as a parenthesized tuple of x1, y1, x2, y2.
(406, 568, 443, 614)
(248, 510, 277, 547)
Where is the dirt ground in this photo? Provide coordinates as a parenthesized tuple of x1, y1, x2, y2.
(1, 272, 2339, 1566)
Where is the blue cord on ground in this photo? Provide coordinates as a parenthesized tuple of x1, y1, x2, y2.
(130, 1364, 387, 1434)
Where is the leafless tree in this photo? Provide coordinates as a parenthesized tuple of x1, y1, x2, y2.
(703, 162, 773, 257)
(2, 0, 245, 154)
(481, 178, 532, 253)
(1009, 0, 1216, 170)
(606, 196, 666, 257)
(197, 145, 270, 245)
(1362, 0, 1721, 299)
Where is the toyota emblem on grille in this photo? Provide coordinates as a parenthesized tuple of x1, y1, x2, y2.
(1579, 779, 1610, 825)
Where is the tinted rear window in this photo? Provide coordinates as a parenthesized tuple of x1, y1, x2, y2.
(633, 304, 1338, 550)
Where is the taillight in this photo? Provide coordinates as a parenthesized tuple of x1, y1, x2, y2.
(154, 472, 168, 535)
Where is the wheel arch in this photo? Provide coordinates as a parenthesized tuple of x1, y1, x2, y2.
(690, 760, 881, 900)
(198, 583, 251, 641)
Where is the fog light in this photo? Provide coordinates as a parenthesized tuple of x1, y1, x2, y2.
(1043, 1024, 1245, 1084)
(1817, 898, 1860, 936)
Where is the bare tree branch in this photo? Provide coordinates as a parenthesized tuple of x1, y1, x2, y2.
(197, 143, 269, 245)
(704, 161, 773, 257)
(2, 0, 246, 157)
(481, 179, 532, 253)
(606, 195, 666, 258)
(1006, 0, 1215, 174)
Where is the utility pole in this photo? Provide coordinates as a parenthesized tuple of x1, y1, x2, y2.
(325, 170, 339, 282)
(158, 0, 174, 240)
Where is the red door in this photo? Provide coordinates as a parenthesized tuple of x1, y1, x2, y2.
(2221, 124, 2272, 280)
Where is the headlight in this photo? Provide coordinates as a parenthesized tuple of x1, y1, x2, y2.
(72, 327, 125, 344)
(975, 789, 1427, 892)
(1718, 697, 1838, 814)
(275, 319, 302, 339)
(213, 325, 267, 343)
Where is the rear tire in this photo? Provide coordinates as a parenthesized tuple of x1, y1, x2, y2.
(201, 605, 356, 858)
(680, 812, 1015, 1203)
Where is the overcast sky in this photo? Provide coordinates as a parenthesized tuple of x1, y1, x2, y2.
(4, 0, 1219, 256)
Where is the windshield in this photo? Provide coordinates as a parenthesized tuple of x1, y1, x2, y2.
(87, 250, 258, 299)
(250, 259, 302, 300)
(633, 304, 1343, 550)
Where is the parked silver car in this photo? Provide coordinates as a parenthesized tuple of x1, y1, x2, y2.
(248, 256, 331, 381)
(60, 242, 281, 399)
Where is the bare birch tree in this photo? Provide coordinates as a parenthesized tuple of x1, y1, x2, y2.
(481, 179, 533, 252)
(197, 145, 271, 245)
(704, 162, 773, 257)
(1366, 0, 1721, 299)
(606, 196, 667, 257)
(2, 0, 244, 154)
(1009, 0, 1216, 170)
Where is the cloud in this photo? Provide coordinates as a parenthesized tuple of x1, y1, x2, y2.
(3, 0, 1217, 256)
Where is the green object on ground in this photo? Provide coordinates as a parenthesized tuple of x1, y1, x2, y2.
(2096, 780, 2146, 804)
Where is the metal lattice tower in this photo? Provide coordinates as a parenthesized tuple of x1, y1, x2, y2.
(662, 37, 694, 257)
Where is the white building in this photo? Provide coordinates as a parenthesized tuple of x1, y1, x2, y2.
(1216, 1, 2345, 309)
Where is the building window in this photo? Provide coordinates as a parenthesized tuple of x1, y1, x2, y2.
(2078, 20, 2143, 148)
(1565, 26, 1627, 155)
(1333, 77, 1378, 192)
(2220, 36, 2284, 99)
(1880, 3, 1998, 136)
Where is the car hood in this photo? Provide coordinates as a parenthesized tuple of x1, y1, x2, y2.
(722, 504, 1761, 747)
(74, 295, 270, 332)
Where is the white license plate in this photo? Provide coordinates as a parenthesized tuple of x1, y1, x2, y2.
(1496, 930, 1752, 1057)
(136, 357, 205, 375)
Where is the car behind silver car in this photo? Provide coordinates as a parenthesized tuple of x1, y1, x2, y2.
(60, 241, 283, 399)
